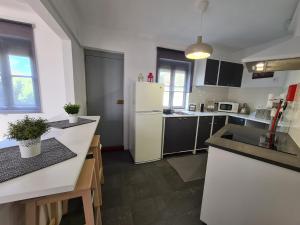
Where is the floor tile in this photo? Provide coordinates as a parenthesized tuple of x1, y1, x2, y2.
(61, 151, 205, 225)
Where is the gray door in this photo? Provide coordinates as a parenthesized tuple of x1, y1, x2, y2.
(85, 50, 124, 149)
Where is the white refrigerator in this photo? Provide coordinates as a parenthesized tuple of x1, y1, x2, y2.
(133, 82, 164, 164)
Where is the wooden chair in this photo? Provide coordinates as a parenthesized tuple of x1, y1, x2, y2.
(62, 135, 104, 217)
(88, 135, 104, 185)
(25, 159, 102, 225)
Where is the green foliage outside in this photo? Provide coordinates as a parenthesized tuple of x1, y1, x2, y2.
(7, 116, 49, 141)
(64, 103, 80, 115)
(13, 77, 35, 106)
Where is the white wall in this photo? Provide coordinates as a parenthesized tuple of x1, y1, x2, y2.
(35, 0, 87, 115)
(189, 86, 229, 107)
(81, 26, 156, 150)
(81, 25, 239, 150)
(0, 1, 73, 225)
(227, 87, 284, 111)
(226, 37, 294, 112)
(0, 0, 70, 139)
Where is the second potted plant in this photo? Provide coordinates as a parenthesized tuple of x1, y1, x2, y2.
(64, 103, 80, 123)
(7, 116, 49, 158)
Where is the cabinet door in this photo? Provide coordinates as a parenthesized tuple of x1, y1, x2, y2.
(204, 59, 219, 85)
(212, 116, 227, 135)
(164, 117, 198, 154)
(218, 61, 243, 87)
(197, 116, 213, 149)
(228, 116, 245, 126)
(231, 63, 244, 87)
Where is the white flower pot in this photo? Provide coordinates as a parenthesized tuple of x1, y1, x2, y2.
(68, 114, 78, 123)
(18, 137, 41, 158)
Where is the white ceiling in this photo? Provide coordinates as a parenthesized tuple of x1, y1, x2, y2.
(74, 0, 299, 50)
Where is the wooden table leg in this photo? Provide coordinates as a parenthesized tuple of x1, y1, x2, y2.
(62, 200, 69, 215)
(94, 207, 102, 225)
(92, 169, 101, 208)
(82, 192, 95, 225)
(25, 201, 38, 225)
(50, 202, 59, 225)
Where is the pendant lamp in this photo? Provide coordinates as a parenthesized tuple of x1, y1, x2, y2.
(185, 0, 213, 60)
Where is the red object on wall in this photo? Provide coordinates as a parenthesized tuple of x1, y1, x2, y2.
(286, 84, 298, 102)
(147, 72, 154, 82)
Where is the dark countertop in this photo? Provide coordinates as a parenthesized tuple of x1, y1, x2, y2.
(206, 124, 300, 172)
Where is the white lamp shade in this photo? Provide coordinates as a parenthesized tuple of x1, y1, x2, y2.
(185, 36, 213, 60)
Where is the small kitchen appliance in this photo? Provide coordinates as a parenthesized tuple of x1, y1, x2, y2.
(240, 103, 250, 114)
(189, 104, 197, 111)
(200, 103, 205, 112)
(218, 102, 239, 113)
(206, 101, 215, 112)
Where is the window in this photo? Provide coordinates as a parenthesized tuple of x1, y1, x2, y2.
(0, 20, 40, 113)
(158, 61, 189, 108)
(156, 47, 194, 109)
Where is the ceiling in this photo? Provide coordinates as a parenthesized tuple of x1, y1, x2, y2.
(74, 0, 299, 50)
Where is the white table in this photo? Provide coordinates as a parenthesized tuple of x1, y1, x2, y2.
(0, 116, 100, 204)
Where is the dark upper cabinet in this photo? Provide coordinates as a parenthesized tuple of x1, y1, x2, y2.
(204, 59, 220, 85)
(197, 116, 212, 149)
(212, 116, 227, 135)
(163, 117, 198, 154)
(218, 61, 244, 87)
(228, 116, 245, 126)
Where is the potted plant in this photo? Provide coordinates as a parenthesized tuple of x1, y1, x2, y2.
(64, 103, 80, 123)
(7, 116, 49, 158)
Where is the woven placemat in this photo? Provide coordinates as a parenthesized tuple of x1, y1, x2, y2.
(0, 138, 77, 183)
(48, 117, 95, 129)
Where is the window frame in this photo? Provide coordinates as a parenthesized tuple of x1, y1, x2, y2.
(0, 21, 41, 114)
(158, 59, 190, 109)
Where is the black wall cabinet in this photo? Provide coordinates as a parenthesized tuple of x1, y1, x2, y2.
(197, 116, 213, 149)
(163, 117, 198, 154)
(212, 116, 227, 135)
(218, 61, 244, 87)
(228, 116, 245, 126)
(204, 59, 219, 85)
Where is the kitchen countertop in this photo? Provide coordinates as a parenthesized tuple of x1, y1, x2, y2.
(206, 124, 300, 172)
(163, 111, 287, 126)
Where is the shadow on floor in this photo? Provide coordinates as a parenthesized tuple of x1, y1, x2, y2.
(61, 151, 206, 225)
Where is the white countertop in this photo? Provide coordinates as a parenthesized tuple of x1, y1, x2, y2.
(163, 111, 287, 126)
(0, 116, 100, 204)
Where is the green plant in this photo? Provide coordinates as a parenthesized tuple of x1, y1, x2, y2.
(7, 116, 49, 141)
(64, 103, 80, 115)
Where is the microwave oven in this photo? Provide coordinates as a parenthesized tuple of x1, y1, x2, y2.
(218, 102, 239, 113)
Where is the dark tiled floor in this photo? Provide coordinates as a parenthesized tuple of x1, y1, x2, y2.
(61, 151, 206, 225)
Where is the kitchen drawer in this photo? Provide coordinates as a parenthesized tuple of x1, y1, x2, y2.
(228, 116, 246, 126)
